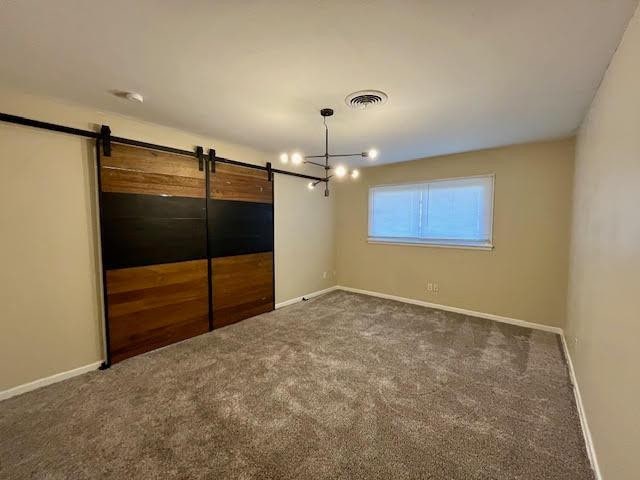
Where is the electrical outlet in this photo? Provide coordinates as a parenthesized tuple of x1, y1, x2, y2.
(323, 271, 328, 279)
(433, 283, 439, 294)
(427, 282, 433, 292)
(573, 336, 578, 347)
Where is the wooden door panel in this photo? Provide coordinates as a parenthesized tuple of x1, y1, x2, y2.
(99, 143, 208, 364)
(101, 169, 205, 198)
(211, 162, 272, 203)
(106, 260, 209, 363)
(101, 143, 203, 178)
(212, 252, 274, 328)
(101, 143, 205, 198)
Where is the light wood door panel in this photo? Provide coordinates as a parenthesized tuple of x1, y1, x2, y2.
(212, 252, 274, 328)
(101, 143, 205, 198)
(106, 260, 209, 363)
(211, 162, 272, 203)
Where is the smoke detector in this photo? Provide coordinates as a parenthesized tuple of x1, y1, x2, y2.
(345, 90, 388, 109)
(125, 92, 144, 103)
(111, 90, 144, 103)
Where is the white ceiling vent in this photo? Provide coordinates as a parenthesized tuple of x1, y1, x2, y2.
(345, 90, 388, 109)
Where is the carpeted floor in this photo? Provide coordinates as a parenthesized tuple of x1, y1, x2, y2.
(0, 291, 593, 479)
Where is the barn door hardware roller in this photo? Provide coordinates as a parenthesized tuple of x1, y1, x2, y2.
(208, 149, 216, 173)
(100, 125, 112, 157)
(196, 146, 204, 171)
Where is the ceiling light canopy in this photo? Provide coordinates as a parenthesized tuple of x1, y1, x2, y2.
(280, 108, 378, 197)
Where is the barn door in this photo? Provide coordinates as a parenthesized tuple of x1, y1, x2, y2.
(209, 161, 274, 328)
(99, 144, 209, 363)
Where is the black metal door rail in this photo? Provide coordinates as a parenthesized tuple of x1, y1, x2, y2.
(0, 112, 325, 182)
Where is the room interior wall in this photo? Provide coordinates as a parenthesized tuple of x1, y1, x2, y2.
(335, 139, 575, 328)
(0, 87, 335, 391)
(274, 173, 335, 304)
(565, 5, 640, 479)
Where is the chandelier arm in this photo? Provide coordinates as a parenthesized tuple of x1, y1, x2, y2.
(327, 153, 366, 158)
(303, 160, 326, 168)
(306, 153, 364, 159)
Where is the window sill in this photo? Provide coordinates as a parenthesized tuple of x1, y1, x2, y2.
(367, 238, 494, 251)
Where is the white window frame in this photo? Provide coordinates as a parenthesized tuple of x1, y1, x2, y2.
(367, 174, 495, 250)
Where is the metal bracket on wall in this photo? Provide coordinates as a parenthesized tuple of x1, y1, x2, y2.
(266, 162, 273, 182)
(100, 125, 111, 157)
(196, 146, 204, 171)
(209, 149, 216, 173)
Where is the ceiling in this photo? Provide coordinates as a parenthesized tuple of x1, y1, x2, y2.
(0, 0, 637, 166)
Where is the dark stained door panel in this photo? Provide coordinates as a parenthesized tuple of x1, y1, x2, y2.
(208, 199, 273, 258)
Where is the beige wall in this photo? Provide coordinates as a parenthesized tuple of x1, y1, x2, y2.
(0, 88, 335, 391)
(566, 6, 640, 479)
(335, 139, 575, 328)
(275, 173, 335, 303)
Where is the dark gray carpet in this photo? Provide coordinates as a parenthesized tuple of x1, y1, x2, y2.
(0, 291, 593, 479)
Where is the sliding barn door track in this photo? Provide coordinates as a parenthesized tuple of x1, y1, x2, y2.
(0, 112, 325, 183)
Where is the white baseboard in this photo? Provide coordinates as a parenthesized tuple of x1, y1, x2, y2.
(0, 361, 102, 402)
(275, 285, 339, 309)
(336, 286, 564, 334)
(560, 335, 601, 479)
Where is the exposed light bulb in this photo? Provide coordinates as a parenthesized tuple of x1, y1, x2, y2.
(291, 152, 303, 165)
(335, 165, 347, 178)
(351, 169, 360, 179)
(280, 153, 289, 164)
(367, 149, 379, 160)
(307, 182, 315, 190)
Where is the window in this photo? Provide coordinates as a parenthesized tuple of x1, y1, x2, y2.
(368, 175, 494, 249)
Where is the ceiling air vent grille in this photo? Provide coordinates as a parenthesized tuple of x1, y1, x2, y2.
(345, 90, 388, 109)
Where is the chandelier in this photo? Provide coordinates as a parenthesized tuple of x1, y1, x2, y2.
(279, 108, 378, 196)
